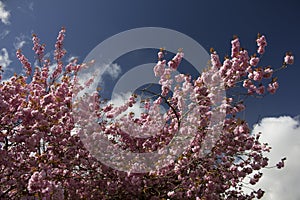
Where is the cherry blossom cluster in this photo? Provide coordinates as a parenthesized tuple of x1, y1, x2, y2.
(0, 29, 293, 199)
(86, 34, 292, 199)
(32, 34, 46, 63)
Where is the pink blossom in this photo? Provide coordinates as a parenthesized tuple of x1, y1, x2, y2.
(167, 191, 175, 197)
(253, 69, 263, 81)
(256, 34, 267, 54)
(168, 51, 184, 70)
(263, 67, 273, 79)
(231, 37, 240, 58)
(284, 53, 294, 64)
(16, 50, 32, 76)
(153, 60, 165, 77)
(210, 51, 221, 68)
(250, 56, 260, 66)
(256, 85, 265, 95)
(32, 33, 45, 63)
(248, 84, 257, 94)
(158, 51, 164, 60)
(267, 81, 279, 94)
(175, 74, 185, 82)
(276, 158, 286, 169)
(257, 189, 265, 199)
(257, 46, 265, 54)
(243, 79, 253, 88)
(256, 35, 267, 47)
(0, 30, 291, 200)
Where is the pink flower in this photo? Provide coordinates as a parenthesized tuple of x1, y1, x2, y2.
(250, 178, 257, 185)
(243, 79, 253, 88)
(248, 72, 254, 80)
(256, 34, 267, 54)
(250, 56, 260, 66)
(257, 46, 265, 54)
(284, 53, 294, 65)
(210, 51, 221, 68)
(168, 52, 184, 70)
(175, 74, 185, 82)
(267, 81, 279, 94)
(231, 37, 240, 58)
(276, 158, 286, 169)
(253, 69, 263, 81)
(257, 189, 265, 199)
(32, 34, 45, 63)
(54, 27, 66, 61)
(16, 50, 32, 76)
(106, 112, 114, 118)
(256, 35, 267, 47)
(256, 85, 265, 95)
(231, 37, 240, 48)
(248, 84, 257, 94)
(263, 67, 273, 79)
(167, 191, 175, 197)
(161, 85, 169, 96)
(158, 51, 164, 60)
(154, 96, 163, 104)
(153, 60, 165, 77)
(103, 104, 113, 112)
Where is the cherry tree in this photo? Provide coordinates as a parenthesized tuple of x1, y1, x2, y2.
(0, 28, 294, 199)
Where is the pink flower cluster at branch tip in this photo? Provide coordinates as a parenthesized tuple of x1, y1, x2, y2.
(250, 55, 259, 66)
(256, 34, 267, 54)
(284, 52, 294, 65)
(32, 34, 46, 64)
(16, 49, 32, 76)
(231, 36, 240, 58)
(54, 27, 66, 62)
(0, 30, 293, 199)
(168, 51, 184, 70)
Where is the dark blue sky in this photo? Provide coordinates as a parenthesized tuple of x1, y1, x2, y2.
(1, 0, 299, 126)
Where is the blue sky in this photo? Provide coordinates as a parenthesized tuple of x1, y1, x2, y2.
(0, 1, 299, 199)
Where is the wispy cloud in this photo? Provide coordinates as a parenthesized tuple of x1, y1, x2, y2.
(0, 29, 10, 39)
(17, 1, 34, 15)
(0, 1, 10, 25)
(98, 63, 122, 92)
(14, 40, 26, 50)
(67, 56, 78, 63)
(14, 34, 29, 50)
(28, 2, 34, 11)
(0, 48, 12, 70)
(103, 63, 121, 79)
(249, 116, 300, 200)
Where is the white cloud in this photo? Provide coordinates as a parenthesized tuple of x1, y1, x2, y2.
(103, 63, 121, 79)
(251, 116, 300, 200)
(14, 40, 26, 50)
(76, 62, 122, 98)
(16, 1, 34, 15)
(0, 29, 10, 39)
(0, 1, 10, 25)
(67, 56, 78, 63)
(14, 34, 29, 50)
(28, 2, 34, 11)
(0, 48, 11, 70)
(97, 63, 121, 94)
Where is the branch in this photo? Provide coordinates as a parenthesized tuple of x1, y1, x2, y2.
(139, 88, 181, 128)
